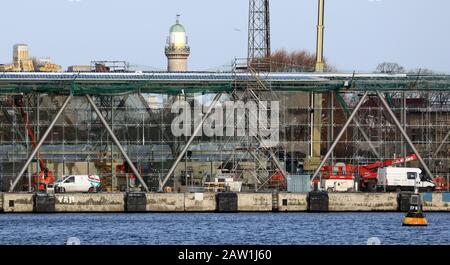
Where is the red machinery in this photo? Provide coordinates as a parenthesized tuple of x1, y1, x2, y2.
(15, 96, 54, 191)
(321, 154, 418, 191)
(433, 176, 450, 192)
(94, 63, 110, 72)
(269, 170, 286, 191)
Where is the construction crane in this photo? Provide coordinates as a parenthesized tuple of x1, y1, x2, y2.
(14, 95, 54, 192)
(321, 154, 418, 192)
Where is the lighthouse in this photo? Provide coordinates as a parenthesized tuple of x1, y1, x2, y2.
(165, 15, 190, 72)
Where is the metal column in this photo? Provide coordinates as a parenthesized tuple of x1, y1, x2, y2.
(311, 91, 369, 181)
(160, 93, 222, 191)
(328, 91, 334, 163)
(86, 95, 150, 192)
(376, 91, 434, 179)
(315, 0, 325, 72)
(9, 95, 73, 192)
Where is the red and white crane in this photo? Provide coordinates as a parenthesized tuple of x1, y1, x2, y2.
(320, 154, 418, 192)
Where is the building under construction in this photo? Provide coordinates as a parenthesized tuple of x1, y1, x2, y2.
(1, 1, 450, 193)
(1, 71, 450, 193)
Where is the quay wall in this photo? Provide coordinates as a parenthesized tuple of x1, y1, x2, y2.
(0, 192, 449, 213)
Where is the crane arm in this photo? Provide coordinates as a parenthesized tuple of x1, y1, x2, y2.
(362, 154, 418, 170)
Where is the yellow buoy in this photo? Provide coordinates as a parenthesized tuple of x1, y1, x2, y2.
(402, 193, 428, 226)
(403, 213, 428, 226)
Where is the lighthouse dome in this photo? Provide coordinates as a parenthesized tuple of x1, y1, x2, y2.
(168, 15, 187, 47)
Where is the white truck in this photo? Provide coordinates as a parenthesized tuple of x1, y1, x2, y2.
(377, 167, 435, 192)
(54, 175, 101, 193)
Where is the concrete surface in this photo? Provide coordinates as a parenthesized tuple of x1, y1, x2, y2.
(146, 193, 185, 212)
(3, 193, 34, 213)
(0, 191, 448, 213)
(184, 192, 216, 212)
(278, 193, 308, 211)
(237, 193, 272, 212)
(423, 192, 450, 211)
(328, 192, 397, 211)
(55, 193, 124, 212)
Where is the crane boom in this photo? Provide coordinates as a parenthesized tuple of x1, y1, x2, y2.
(363, 154, 418, 170)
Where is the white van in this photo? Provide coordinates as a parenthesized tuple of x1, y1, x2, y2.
(54, 175, 101, 193)
(377, 167, 435, 192)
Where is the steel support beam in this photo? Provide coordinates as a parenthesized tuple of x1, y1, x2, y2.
(9, 95, 73, 192)
(353, 117, 380, 158)
(433, 129, 450, 158)
(160, 93, 222, 191)
(376, 91, 434, 179)
(335, 93, 381, 159)
(86, 95, 150, 192)
(311, 91, 369, 182)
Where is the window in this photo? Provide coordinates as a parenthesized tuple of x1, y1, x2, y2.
(407, 172, 417, 180)
(65, 176, 75, 183)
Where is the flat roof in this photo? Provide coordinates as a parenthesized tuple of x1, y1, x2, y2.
(0, 72, 449, 95)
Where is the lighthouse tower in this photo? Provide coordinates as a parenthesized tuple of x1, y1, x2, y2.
(165, 15, 190, 72)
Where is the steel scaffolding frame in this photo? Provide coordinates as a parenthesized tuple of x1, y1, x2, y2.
(2, 75, 450, 192)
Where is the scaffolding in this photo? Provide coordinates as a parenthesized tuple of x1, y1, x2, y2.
(1, 73, 450, 192)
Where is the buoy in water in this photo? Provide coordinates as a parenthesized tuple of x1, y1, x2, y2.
(402, 193, 428, 226)
(403, 212, 428, 226)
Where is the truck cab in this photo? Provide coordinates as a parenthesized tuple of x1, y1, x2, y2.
(377, 167, 435, 192)
(54, 175, 101, 193)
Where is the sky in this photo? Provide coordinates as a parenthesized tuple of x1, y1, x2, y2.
(1, 0, 449, 73)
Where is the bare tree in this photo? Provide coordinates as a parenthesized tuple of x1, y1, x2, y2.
(407, 68, 450, 106)
(268, 49, 334, 72)
(375, 62, 405, 74)
(407, 68, 435, 75)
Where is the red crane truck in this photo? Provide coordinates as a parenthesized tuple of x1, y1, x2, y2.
(320, 154, 418, 192)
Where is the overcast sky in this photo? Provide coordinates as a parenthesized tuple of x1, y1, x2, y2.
(1, 0, 449, 73)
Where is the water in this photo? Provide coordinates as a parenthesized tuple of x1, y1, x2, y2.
(0, 213, 449, 245)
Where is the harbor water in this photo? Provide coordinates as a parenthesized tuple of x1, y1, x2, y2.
(0, 213, 449, 245)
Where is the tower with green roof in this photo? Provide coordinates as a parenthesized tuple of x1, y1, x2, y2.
(165, 15, 190, 72)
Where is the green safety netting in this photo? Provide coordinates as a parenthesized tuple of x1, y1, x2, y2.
(1, 76, 450, 96)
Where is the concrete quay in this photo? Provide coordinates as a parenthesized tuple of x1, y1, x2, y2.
(0, 192, 449, 213)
